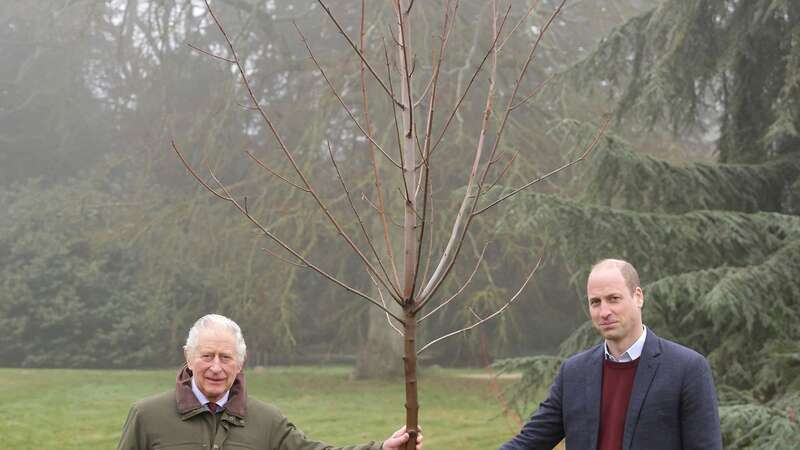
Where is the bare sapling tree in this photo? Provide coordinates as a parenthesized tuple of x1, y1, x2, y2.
(172, 0, 608, 448)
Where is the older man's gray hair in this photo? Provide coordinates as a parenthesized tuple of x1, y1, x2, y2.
(184, 314, 247, 362)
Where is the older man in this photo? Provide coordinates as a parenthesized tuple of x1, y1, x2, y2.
(118, 314, 422, 450)
(500, 259, 722, 450)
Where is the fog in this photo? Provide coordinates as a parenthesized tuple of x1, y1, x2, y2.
(0, 0, 652, 369)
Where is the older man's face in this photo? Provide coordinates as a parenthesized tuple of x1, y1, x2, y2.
(185, 327, 242, 403)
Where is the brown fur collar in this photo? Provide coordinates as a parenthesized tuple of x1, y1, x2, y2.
(174, 364, 247, 418)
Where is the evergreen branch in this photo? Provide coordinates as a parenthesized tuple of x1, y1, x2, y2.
(586, 141, 800, 214)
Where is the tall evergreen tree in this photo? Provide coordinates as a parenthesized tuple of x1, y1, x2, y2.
(498, 1, 800, 447)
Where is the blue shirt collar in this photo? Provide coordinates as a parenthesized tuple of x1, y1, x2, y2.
(190, 376, 230, 411)
(604, 325, 647, 362)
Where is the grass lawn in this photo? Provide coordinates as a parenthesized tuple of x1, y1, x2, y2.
(0, 365, 532, 450)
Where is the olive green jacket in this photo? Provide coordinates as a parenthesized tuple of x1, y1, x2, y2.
(117, 366, 383, 450)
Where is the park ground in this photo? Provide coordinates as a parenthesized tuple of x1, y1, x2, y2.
(0, 365, 547, 450)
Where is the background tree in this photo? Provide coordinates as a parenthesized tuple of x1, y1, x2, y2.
(498, 0, 800, 447)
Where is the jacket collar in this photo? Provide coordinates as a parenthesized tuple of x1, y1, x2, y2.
(621, 330, 663, 450)
(587, 329, 664, 450)
(175, 364, 248, 419)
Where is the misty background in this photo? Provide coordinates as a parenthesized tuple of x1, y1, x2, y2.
(0, 0, 649, 369)
(1, 1, 798, 426)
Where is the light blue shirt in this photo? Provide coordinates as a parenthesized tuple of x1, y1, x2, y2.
(604, 325, 647, 362)
(191, 377, 230, 412)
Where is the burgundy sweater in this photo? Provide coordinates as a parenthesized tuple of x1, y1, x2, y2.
(598, 358, 640, 450)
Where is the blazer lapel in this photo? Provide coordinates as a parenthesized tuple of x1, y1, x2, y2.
(622, 332, 662, 450)
(586, 344, 604, 450)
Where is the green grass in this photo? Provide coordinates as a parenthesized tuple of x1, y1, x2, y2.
(0, 366, 526, 450)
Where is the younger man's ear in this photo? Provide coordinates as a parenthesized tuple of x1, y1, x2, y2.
(634, 287, 644, 308)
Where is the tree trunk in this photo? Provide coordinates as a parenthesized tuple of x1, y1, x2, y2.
(352, 300, 403, 379)
(402, 307, 418, 450)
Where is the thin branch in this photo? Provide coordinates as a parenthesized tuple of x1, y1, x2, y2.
(295, 22, 403, 170)
(327, 141, 403, 302)
(379, 287, 406, 334)
(473, 114, 611, 216)
(419, 0, 570, 304)
(409, 157, 430, 303)
(418, 1, 503, 303)
(417, 192, 436, 292)
(359, 0, 402, 290)
(236, 101, 259, 111)
(368, 273, 405, 335)
(410, 0, 458, 304)
(417, 243, 488, 319)
(497, 0, 540, 52)
(415, 0, 458, 186)
(187, 43, 235, 63)
(171, 141, 230, 202)
(483, 152, 517, 195)
(395, 187, 426, 224)
(427, 3, 512, 159)
(413, 122, 431, 198)
(417, 256, 542, 355)
(411, 71, 434, 109)
(510, 72, 556, 111)
(172, 140, 404, 324)
(383, 38, 412, 202)
(245, 150, 310, 192)
(316, 0, 405, 109)
(363, 193, 404, 228)
(200, 0, 398, 299)
(395, 0, 414, 139)
(472, 0, 569, 197)
(413, 120, 425, 164)
(261, 247, 307, 268)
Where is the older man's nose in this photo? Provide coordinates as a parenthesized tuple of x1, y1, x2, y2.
(210, 357, 223, 371)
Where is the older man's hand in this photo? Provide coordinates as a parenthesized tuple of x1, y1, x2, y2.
(382, 426, 423, 450)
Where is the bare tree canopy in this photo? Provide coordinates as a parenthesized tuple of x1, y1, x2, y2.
(171, 0, 611, 443)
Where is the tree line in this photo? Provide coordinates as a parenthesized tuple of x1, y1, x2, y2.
(1, 0, 645, 368)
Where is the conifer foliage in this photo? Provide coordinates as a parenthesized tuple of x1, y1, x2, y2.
(572, 0, 800, 164)
(498, 1, 800, 447)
